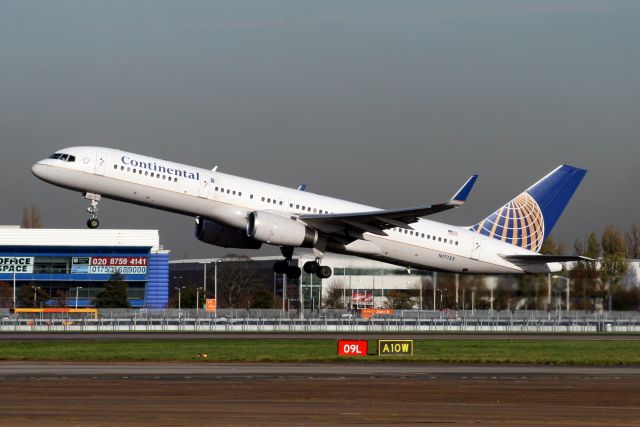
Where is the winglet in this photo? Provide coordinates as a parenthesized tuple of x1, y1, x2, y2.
(450, 175, 478, 204)
(297, 184, 307, 191)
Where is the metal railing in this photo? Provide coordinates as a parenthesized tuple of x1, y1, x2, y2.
(1, 308, 639, 333)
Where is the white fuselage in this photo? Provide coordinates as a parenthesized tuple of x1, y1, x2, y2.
(32, 147, 561, 274)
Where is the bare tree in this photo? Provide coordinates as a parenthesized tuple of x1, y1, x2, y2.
(21, 205, 43, 228)
(218, 254, 260, 308)
(600, 226, 629, 311)
(625, 224, 640, 259)
(323, 281, 345, 309)
(384, 290, 413, 309)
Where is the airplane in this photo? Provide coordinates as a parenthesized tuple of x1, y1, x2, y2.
(32, 147, 590, 279)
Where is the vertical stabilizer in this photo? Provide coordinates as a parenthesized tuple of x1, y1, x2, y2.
(469, 165, 586, 252)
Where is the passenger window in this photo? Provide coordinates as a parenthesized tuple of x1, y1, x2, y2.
(145, 171, 148, 176)
(232, 191, 236, 195)
(296, 204, 300, 209)
(438, 237, 442, 242)
(289, 203, 293, 208)
(114, 165, 118, 169)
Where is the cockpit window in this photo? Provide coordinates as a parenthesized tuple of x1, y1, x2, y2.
(48, 153, 76, 162)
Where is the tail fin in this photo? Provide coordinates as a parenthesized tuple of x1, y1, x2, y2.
(469, 165, 587, 252)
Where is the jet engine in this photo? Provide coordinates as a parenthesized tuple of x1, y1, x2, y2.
(246, 211, 317, 247)
(195, 218, 262, 249)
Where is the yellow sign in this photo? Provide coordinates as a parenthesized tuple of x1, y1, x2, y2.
(378, 340, 413, 356)
(205, 298, 217, 312)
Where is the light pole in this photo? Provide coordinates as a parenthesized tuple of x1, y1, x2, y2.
(200, 261, 207, 296)
(12, 256, 17, 310)
(196, 287, 203, 313)
(433, 272, 438, 312)
(172, 275, 183, 308)
(75, 286, 83, 309)
(553, 276, 571, 311)
(174, 286, 185, 310)
(32, 285, 41, 307)
(214, 260, 218, 310)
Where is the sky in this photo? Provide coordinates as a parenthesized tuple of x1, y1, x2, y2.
(1, 1, 639, 259)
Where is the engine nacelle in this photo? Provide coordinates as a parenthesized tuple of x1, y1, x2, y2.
(246, 211, 318, 247)
(195, 218, 262, 249)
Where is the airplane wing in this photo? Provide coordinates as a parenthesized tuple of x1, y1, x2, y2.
(502, 254, 595, 264)
(299, 175, 478, 238)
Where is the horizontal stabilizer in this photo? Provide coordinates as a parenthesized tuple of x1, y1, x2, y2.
(502, 254, 594, 264)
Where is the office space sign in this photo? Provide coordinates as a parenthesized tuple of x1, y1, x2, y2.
(0, 257, 34, 273)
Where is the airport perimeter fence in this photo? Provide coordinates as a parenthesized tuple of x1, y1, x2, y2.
(2, 308, 640, 333)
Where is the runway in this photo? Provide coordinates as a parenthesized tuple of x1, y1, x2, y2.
(2, 361, 640, 379)
(1, 362, 639, 426)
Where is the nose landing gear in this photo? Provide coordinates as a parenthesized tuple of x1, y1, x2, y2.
(84, 192, 101, 229)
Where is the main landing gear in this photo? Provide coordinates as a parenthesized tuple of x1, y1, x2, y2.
(273, 259, 301, 279)
(84, 192, 101, 229)
(272, 248, 333, 279)
(303, 259, 332, 279)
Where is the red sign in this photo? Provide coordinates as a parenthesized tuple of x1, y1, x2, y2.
(205, 299, 217, 312)
(351, 291, 373, 307)
(337, 340, 368, 357)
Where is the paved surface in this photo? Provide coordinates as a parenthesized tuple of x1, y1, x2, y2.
(2, 361, 640, 378)
(2, 331, 640, 341)
(1, 362, 639, 426)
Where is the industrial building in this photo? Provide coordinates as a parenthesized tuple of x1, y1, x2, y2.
(0, 226, 169, 308)
(170, 252, 433, 310)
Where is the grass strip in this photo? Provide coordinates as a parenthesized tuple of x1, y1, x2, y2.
(0, 339, 639, 365)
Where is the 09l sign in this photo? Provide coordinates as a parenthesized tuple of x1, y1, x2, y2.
(337, 339, 368, 357)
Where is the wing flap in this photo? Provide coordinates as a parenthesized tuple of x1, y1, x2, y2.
(502, 254, 595, 264)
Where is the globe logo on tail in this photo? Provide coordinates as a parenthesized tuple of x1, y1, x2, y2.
(470, 192, 545, 252)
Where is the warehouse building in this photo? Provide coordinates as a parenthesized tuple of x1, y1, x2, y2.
(0, 226, 169, 308)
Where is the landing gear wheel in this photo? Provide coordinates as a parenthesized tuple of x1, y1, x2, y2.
(273, 260, 288, 275)
(303, 261, 319, 274)
(87, 218, 100, 229)
(286, 266, 302, 279)
(316, 265, 332, 279)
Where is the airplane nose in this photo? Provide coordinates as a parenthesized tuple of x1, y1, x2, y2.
(31, 162, 55, 182)
(31, 162, 45, 178)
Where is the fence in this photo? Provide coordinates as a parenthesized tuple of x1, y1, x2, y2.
(1, 308, 640, 333)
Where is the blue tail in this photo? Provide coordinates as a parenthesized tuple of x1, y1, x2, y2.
(469, 165, 587, 252)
